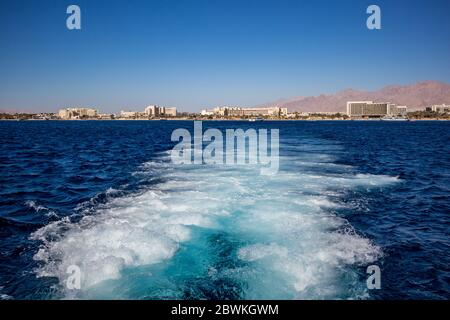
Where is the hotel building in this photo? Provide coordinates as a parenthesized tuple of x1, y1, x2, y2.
(201, 106, 288, 117)
(395, 106, 408, 116)
(120, 110, 139, 118)
(145, 105, 177, 117)
(58, 107, 98, 119)
(428, 104, 450, 113)
(346, 101, 408, 118)
(164, 107, 177, 117)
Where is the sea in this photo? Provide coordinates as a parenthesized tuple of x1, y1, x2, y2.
(0, 120, 448, 300)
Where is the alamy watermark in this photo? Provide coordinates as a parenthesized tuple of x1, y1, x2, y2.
(66, 265, 81, 290)
(367, 5, 381, 30)
(66, 5, 81, 30)
(366, 265, 381, 289)
(66, 4, 380, 31)
(171, 121, 279, 175)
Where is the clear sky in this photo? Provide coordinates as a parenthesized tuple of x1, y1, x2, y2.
(1, 0, 449, 113)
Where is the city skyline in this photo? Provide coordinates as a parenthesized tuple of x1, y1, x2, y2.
(1, 0, 450, 113)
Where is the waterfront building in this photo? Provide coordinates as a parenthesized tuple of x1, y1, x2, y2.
(120, 110, 138, 118)
(347, 101, 407, 118)
(214, 107, 230, 116)
(347, 101, 388, 117)
(98, 113, 114, 120)
(387, 105, 408, 116)
(201, 109, 215, 116)
(396, 106, 408, 116)
(145, 105, 177, 117)
(205, 106, 288, 117)
(238, 107, 287, 116)
(58, 107, 98, 119)
(145, 105, 159, 117)
(289, 112, 310, 117)
(165, 107, 177, 117)
(58, 109, 70, 119)
(430, 104, 450, 113)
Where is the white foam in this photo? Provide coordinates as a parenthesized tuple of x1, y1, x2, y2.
(31, 137, 398, 299)
(31, 189, 219, 289)
(238, 243, 289, 261)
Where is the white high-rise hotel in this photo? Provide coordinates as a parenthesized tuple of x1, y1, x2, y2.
(346, 101, 407, 118)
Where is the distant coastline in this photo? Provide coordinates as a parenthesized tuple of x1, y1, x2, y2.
(1, 104, 449, 121)
(1, 117, 449, 122)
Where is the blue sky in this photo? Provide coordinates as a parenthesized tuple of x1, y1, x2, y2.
(0, 0, 449, 112)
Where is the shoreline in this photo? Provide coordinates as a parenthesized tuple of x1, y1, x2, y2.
(1, 118, 449, 122)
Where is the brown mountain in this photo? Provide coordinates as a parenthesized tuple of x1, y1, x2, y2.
(258, 81, 450, 113)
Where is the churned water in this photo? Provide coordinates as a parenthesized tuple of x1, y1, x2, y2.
(0, 121, 448, 299)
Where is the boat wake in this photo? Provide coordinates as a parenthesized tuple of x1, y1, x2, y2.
(31, 137, 399, 299)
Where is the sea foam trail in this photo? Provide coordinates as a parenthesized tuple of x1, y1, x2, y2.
(31, 137, 398, 299)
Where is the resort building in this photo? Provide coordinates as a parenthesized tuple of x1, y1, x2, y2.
(144, 105, 177, 117)
(388, 105, 408, 116)
(202, 106, 288, 117)
(346, 101, 407, 118)
(144, 105, 160, 117)
(201, 109, 215, 116)
(230, 107, 288, 117)
(347, 101, 388, 117)
(164, 107, 177, 117)
(428, 104, 450, 113)
(396, 106, 408, 116)
(120, 111, 138, 118)
(97, 113, 114, 120)
(58, 107, 98, 119)
(213, 107, 230, 116)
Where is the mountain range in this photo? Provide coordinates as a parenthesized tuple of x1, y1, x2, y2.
(2, 81, 450, 114)
(257, 81, 450, 113)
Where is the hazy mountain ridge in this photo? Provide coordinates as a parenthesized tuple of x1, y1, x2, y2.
(258, 81, 450, 112)
(0, 108, 22, 114)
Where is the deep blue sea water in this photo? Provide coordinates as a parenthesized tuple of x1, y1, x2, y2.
(0, 120, 449, 300)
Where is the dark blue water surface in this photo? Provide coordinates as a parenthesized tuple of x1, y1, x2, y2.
(0, 120, 449, 299)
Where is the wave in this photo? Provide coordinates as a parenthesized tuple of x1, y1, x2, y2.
(0, 287, 13, 300)
(25, 200, 58, 218)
